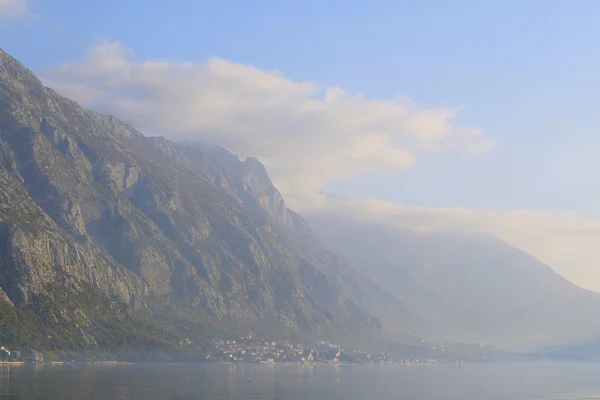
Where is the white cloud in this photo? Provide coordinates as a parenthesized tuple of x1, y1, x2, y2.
(43, 41, 494, 202)
(301, 194, 600, 293)
(0, 0, 30, 18)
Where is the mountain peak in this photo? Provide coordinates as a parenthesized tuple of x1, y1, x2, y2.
(0, 47, 44, 88)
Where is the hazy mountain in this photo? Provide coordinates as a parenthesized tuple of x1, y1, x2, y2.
(0, 48, 414, 354)
(306, 212, 600, 350)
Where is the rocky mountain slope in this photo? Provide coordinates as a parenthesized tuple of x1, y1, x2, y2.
(306, 213, 600, 350)
(0, 48, 413, 354)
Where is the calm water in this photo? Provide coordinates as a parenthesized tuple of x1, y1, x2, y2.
(0, 363, 599, 399)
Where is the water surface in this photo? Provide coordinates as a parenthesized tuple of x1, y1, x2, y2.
(0, 362, 599, 399)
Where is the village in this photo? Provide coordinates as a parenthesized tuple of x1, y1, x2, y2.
(198, 336, 501, 365)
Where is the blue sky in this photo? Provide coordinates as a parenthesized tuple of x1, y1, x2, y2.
(4, 0, 600, 289)
(3, 0, 600, 214)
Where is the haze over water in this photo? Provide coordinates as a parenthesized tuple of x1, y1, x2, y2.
(1, 363, 599, 400)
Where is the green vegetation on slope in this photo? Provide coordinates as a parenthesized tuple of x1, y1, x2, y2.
(0, 284, 196, 361)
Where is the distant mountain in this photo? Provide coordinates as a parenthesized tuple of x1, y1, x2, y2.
(305, 212, 600, 350)
(0, 48, 413, 355)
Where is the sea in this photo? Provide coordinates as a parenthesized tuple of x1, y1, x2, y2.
(0, 362, 599, 399)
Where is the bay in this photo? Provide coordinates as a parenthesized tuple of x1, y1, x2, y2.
(0, 363, 599, 399)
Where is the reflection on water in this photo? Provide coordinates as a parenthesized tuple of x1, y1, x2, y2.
(0, 363, 600, 399)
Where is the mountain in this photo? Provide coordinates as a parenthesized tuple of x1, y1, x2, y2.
(2, 47, 600, 356)
(0, 48, 410, 356)
(305, 212, 600, 350)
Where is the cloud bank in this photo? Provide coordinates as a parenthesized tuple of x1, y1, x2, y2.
(44, 41, 493, 201)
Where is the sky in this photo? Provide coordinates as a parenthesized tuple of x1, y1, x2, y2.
(2, 0, 600, 290)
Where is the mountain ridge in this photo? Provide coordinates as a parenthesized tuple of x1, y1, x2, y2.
(2, 47, 600, 355)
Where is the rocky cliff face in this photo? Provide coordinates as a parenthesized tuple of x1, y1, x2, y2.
(0, 136, 149, 310)
(0, 48, 396, 347)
